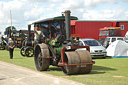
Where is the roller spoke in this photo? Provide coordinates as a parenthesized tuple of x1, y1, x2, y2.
(37, 53, 43, 67)
(25, 47, 34, 57)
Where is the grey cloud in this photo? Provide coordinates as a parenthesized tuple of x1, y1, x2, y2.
(122, 0, 128, 2)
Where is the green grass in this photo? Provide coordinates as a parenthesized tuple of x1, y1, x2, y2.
(0, 48, 128, 85)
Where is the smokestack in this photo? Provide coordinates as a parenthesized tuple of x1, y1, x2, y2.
(64, 10, 71, 41)
(28, 25, 31, 41)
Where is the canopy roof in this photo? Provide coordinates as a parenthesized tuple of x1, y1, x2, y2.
(33, 16, 78, 24)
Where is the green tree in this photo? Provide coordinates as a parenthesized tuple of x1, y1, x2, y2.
(4, 26, 17, 37)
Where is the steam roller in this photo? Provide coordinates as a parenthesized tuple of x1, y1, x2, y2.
(20, 25, 34, 57)
(31, 10, 95, 75)
(34, 43, 94, 75)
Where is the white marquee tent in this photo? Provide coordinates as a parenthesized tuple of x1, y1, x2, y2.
(106, 40, 128, 58)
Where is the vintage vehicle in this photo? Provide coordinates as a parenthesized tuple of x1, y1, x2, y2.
(99, 27, 122, 45)
(27, 10, 95, 75)
(20, 30, 34, 57)
(0, 35, 7, 50)
(78, 38, 106, 58)
(14, 37, 23, 48)
(0, 40, 6, 50)
(15, 30, 34, 49)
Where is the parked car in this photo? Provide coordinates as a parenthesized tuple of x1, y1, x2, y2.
(103, 37, 124, 48)
(77, 38, 106, 58)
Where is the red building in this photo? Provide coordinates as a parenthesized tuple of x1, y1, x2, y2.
(71, 20, 128, 40)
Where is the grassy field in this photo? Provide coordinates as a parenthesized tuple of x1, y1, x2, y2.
(0, 48, 128, 85)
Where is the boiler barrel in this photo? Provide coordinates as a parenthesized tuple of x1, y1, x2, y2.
(25, 41, 34, 47)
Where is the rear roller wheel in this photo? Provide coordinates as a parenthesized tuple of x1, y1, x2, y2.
(34, 43, 50, 71)
(62, 50, 92, 75)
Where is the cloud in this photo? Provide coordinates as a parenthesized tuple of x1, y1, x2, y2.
(125, 11, 128, 17)
(83, 9, 112, 20)
(82, 6, 128, 20)
(19, 0, 62, 3)
(19, 0, 47, 2)
(122, 0, 128, 2)
(0, 1, 26, 26)
(60, 0, 84, 9)
(84, 0, 118, 7)
(58, 0, 85, 19)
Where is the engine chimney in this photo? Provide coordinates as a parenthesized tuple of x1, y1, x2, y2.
(64, 10, 71, 41)
(28, 24, 31, 41)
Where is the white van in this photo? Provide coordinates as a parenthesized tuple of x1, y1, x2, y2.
(103, 37, 124, 48)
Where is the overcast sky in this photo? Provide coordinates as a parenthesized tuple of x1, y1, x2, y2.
(0, 0, 128, 34)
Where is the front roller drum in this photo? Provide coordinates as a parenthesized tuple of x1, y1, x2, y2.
(34, 43, 50, 71)
(62, 50, 92, 75)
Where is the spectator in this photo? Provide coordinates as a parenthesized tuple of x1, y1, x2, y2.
(8, 38, 15, 59)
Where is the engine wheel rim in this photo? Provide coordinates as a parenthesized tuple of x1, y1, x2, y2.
(20, 47, 25, 56)
(25, 47, 34, 57)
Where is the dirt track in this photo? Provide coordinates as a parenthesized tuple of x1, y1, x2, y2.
(0, 61, 83, 85)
